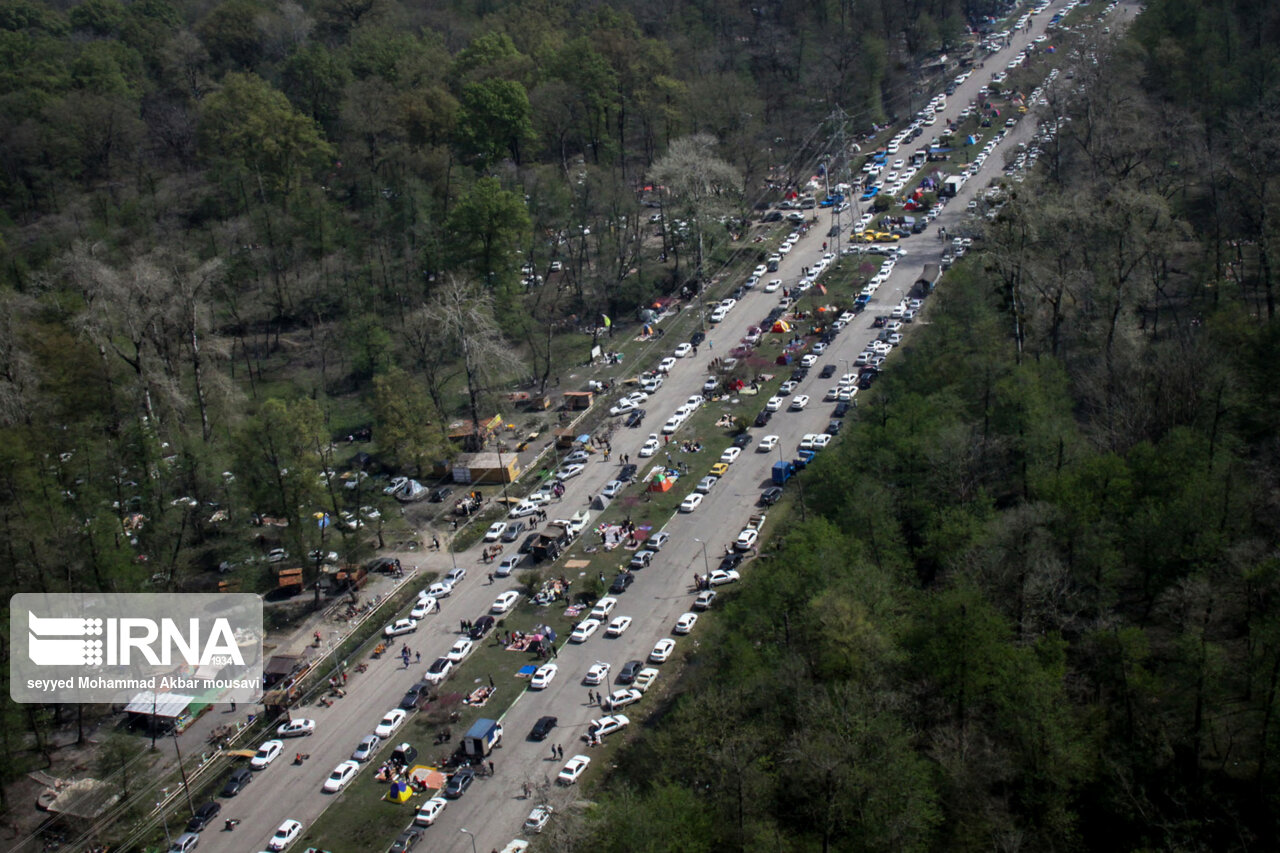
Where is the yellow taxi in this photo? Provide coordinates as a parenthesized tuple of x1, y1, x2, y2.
(709, 462, 730, 477)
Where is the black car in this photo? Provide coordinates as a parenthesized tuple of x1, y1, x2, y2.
(827, 225, 841, 238)
(732, 433, 752, 449)
(790, 367, 808, 382)
(833, 401, 851, 418)
(469, 615, 495, 640)
(819, 365, 836, 378)
(428, 486, 452, 503)
(185, 801, 222, 833)
(858, 372, 878, 390)
(520, 532, 539, 554)
(618, 660, 644, 684)
(761, 211, 783, 222)
(690, 331, 706, 346)
(610, 572, 635, 594)
(221, 767, 252, 797)
(733, 286, 746, 300)
(444, 768, 476, 799)
(625, 409, 645, 428)
(754, 410, 772, 428)
(530, 715, 558, 741)
(619, 464, 637, 482)
(501, 521, 525, 543)
(872, 315, 888, 328)
(388, 828, 422, 853)
(400, 682, 432, 710)
(719, 552, 745, 571)
(760, 486, 784, 507)
(825, 420, 842, 436)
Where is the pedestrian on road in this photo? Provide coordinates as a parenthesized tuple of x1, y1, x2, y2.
(557, 744, 564, 759)
(415, 652, 421, 664)
(488, 760, 495, 774)
(551, 744, 558, 759)
(489, 674, 495, 688)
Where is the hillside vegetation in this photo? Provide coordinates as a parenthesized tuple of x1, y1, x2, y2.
(562, 1, 1280, 850)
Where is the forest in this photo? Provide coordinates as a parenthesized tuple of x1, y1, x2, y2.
(554, 1, 1280, 851)
(0, 0, 1015, 809)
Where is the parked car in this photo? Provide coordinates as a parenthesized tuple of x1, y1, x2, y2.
(185, 801, 222, 833)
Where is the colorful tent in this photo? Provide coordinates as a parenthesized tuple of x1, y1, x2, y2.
(771, 320, 791, 333)
(387, 780, 412, 803)
(648, 470, 676, 492)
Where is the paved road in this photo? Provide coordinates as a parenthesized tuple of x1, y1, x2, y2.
(200, 3, 1101, 850)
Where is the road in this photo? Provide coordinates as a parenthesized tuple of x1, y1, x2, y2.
(202, 3, 1102, 850)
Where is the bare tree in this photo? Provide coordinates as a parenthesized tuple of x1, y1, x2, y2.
(648, 133, 744, 288)
(430, 277, 524, 443)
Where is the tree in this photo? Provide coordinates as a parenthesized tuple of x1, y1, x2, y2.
(428, 277, 524, 447)
(445, 177, 531, 294)
(648, 134, 742, 288)
(372, 367, 449, 475)
(198, 71, 334, 204)
(455, 77, 536, 166)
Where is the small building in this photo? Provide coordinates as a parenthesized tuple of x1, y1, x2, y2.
(447, 415, 504, 452)
(562, 390, 594, 410)
(451, 451, 520, 485)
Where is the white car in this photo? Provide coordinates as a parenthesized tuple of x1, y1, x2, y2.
(570, 619, 602, 643)
(530, 662, 559, 689)
(813, 434, 833, 449)
(508, 501, 541, 518)
(694, 589, 717, 610)
(601, 479, 626, 498)
(719, 447, 741, 464)
(558, 463, 585, 479)
(276, 719, 316, 738)
(812, 342, 828, 354)
(800, 354, 819, 367)
(799, 433, 820, 451)
(789, 395, 810, 411)
(587, 596, 616, 619)
(495, 553, 524, 577)
(605, 616, 633, 637)
(695, 475, 718, 493)
(673, 343, 692, 358)
(758, 435, 779, 452)
(414, 796, 448, 826)
(445, 638, 474, 662)
(764, 278, 782, 292)
(703, 376, 719, 393)
(557, 755, 591, 785)
(410, 597, 437, 619)
(634, 667, 659, 692)
(250, 739, 284, 769)
(322, 760, 360, 793)
(428, 580, 454, 598)
(709, 569, 741, 586)
(657, 357, 677, 373)
(735, 528, 759, 550)
(491, 591, 521, 614)
(824, 387, 841, 401)
(639, 435, 660, 457)
(674, 612, 699, 634)
(583, 661, 611, 685)
(588, 714, 630, 739)
(351, 734, 380, 762)
(679, 492, 704, 513)
(601, 688, 643, 711)
(649, 638, 676, 663)
(608, 398, 639, 417)
(765, 396, 785, 412)
(661, 416, 684, 435)
(524, 804, 554, 833)
(384, 618, 418, 638)
(648, 531, 671, 551)
(267, 820, 303, 851)
(374, 709, 407, 738)
(423, 656, 453, 684)
(483, 522, 507, 542)
(779, 380, 798, 395)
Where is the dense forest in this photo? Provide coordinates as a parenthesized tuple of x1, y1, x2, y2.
(0, 0, 1016, 807)
(559, 1, 1280, 851)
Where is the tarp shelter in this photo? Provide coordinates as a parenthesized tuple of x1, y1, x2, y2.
(42, 778, 120, 819)
(771, 320, 791, 333)
(555, 428, 578, 449)
(775, 353, 793, 366)
(124, 691, 194, 719)
(591, 494, 611, 510)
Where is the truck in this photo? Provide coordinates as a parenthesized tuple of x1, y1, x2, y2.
(771, 460, 795, 485)
(792, 449, 816, 471)
(914, 262, 941, 296)
(941, 175, 964, 198)
(462, 718, 503, 757)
